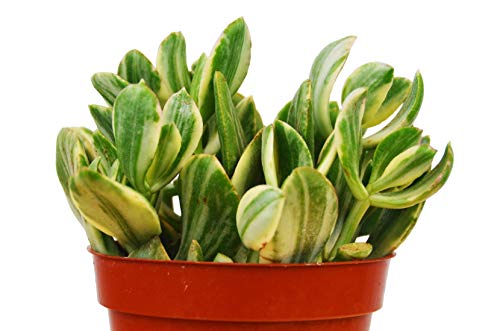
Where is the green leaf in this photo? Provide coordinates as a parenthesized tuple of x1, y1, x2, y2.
(276, 101, 291, 122)
(69, 169, 161, 252)
(145, 123, 182, 192)
(232, 92, 245, 105)
(157, 32, 191, 99)
(236, 185, 285, 251)
(260, 167, 338, 263)
(91, 72, 129, 106)
(187, 240, 204, 262)
(335, 88, 369, 200)
(316, 130, 336, 175)
(274, 120, 314, 185)
(128, 236, 170, 260)
(367, 144, 436, 193)
(310, 36, 356, 140)
(369, 144, 454, 209)
(363, 72, 424, 148)
(373, 77, 412, 127)
(342, 62, 394, 128)
(261, 125, 278, 187)
(118, 50, 166, 102)
(113, 82, 162, 195)
(287, 80, 315, 154)
(197, 17, 251, 121)
(235, 96, 264, 144)
(176, 155, 242, 260)
(89, 104, 114, 143)
(189, 53, 207, 100)
(369, 127, 422, 184)
(368, 203, 424, 258)
(214, 71, 247, 176)
(93, 131, 119, 176)
(154, 88, 203, 191)
(337, 242, 373, 261)
(214, 253, 234, 263)
(232, 129, 265, 196)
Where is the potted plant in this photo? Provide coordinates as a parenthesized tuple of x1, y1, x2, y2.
(56, 17, 453, 331)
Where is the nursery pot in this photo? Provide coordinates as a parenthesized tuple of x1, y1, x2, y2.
(90, 249, 393, 331)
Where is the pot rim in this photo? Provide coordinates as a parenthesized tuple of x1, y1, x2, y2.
(88, 246, 395, 268)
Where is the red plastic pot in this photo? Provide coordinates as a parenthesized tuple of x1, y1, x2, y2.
(90, 249, 393, 331)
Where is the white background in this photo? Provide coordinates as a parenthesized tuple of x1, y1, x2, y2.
(1, 0, 498, 330)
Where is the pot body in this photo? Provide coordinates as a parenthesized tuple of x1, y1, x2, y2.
(91, 249, 393, 331)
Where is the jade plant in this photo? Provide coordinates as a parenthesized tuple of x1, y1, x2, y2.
(56, 17, 453, 263)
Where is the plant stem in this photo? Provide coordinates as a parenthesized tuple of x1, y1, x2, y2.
(330, 198, 370, 260)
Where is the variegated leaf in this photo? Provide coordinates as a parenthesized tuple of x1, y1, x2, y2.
(202, 114, 221, 154)
(214, 253, 234, 263)
(260, 167, 338, 263)
(276, 101, 291, 122)
(232, 92, 245, 105)
(363, 72, 424, 148)
(189, 53, 207, 100)
(157, 32, 191, 99)
(176, 155, 242, 260)
(91, 72, 129, 106)
(369, 127, 422, 184)
(154, 88, 203, 191)
(337, 242, 373, 261)
(232, 129, 265, 196)
(113, 82, 162, 195)
(316, 130, 336, 175)
(128, 236, 170, 260)
(69, 169, 161, 252)
(236, 96, 264, 143)
(367, 144, 436, 193)
(236, 185, 285, 251)
(214, 71, 247, 176)
(335, 88, 369, 200)
(118, 49, 169, 104)
(342, 62, 394, 128)
(261, 125, 278, 187)
(93, 131, 119, 176)
(369, 144, 454, 209)
(187, 240, 204, 262)
(310, 36, 356, 140)
(368, 202, 424, 258)
(197, 17, 251, 121)
(145, 123, 182, 192)
(89, 104, 114, 143)
(274, 120, 313, 185)
(287, 80, 314, 154)
(373, 77, 412, 127)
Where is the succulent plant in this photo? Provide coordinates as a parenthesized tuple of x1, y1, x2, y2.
(56, 17, 453, 263)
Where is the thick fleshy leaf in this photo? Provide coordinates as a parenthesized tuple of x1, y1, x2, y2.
(310, 36, 356, 139)
(189, 53, 207, 100)
(235, 96, 264, 143)
(91, 72, 129, 106)
(369, 144, 454, 209)
(69, 169, 161, 252)
(369, 127, 422, 184)
(372, 77, 411, 127)
(232, 93, 245, 105)
(118, 50, 166, 102)
(128, 236, 170, 260)
(342, 62, 394, 128)
(276, 101, 291, 122)
(287, 80, 314, 154)
(214, 71, 247, 176)
(232, 129, 265, 196)
(367, 144, 436, 193)
(113, 82, 162, 194)
(157, 32, 191, 100)
(187, 240, 204, 262)
(337, 242, 373, 261)
(89, 104, 114, 143)
(261, 125, 278, 187)
(335, 88, 369, 200)
(145, 123, 182, 192)
(363, 72, 424, 148)
(260, 167, 338, 263)
(197, 17, 251, 121)
(368, 202, 424, 258)
(316, 130, 336, 175)
(236, 185, 285, 251)
(176, 155, 242, 260)
(214, 253, 234, 263)
(202, 114, 221, 154)
(93, 131, 118, 176)
(274, 120, 313, 185)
